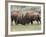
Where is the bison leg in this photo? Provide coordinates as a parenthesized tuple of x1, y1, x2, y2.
(31, 20, 33, 24)
(36, 19, 41, 24)
(37, 17, 41, 24)
(15, 19, 18, 25)
(38, 17, 41, 24)
(11, 16, 14, 26)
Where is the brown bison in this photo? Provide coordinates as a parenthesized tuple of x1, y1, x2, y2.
(11, 10, 25, 25)
(11, 10, 20, 25)
(24, 11, 41, 24)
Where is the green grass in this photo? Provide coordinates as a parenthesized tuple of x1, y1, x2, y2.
(11, 23, 41, 32)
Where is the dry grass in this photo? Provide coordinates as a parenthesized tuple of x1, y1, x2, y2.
(11, 23, 41, 32)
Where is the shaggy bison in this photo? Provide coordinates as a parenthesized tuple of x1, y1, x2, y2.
(24, 11, 41, 24)
(11, 11, 20, 25)
(11, 10, 25, 25)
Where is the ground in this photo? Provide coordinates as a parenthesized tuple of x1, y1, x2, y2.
(11, 23, 41, 32)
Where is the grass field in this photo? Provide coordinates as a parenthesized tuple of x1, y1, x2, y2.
(11, 23, 41, 32)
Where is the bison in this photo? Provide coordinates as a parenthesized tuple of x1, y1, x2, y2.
(11, 10, 20, 25)
(11, 10, 25, 25)
(24, 11, 41, 24)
